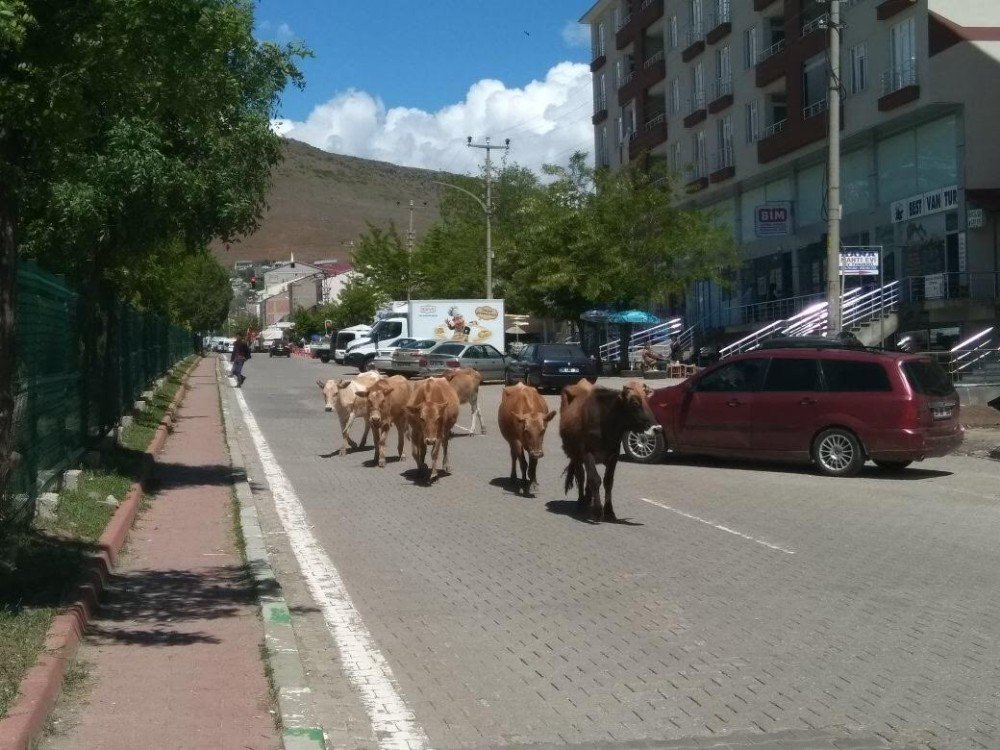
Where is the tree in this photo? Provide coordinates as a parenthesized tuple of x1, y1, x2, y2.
(329, 279, 387, 330)
(0, 0, 306, 534)
(350, 224, 412, 301)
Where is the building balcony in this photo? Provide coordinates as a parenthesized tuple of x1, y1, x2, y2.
(628, 114, 669, 161)
(706, 0, 732, 45)
(682, 24, 705, 62)
(879, 62, 919, 110)
(709, 147, 735, 183)
(683, 92, 708, 128)
(590, 53, 607, 72)
(615, 13, 633, 50)
(617, 55, 665, 106)
(800, 13, 828, 39)
(755, 39, 787, 87)
(877, 0, 917, 21)
(708, 77, 733, 113)
(685, 159, 709, 192)
(592, 107, 609, 125)
(754, 0, 779, 11)
(802, 98, 827, 120)
(757, 106, 837, 164)
(636, 0, 665, 29)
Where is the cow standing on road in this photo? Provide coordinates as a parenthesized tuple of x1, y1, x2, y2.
(440, 367, 485, 434)
(363, 375, 411, 468)
(559, 380, 659, 522)
(498, 383, 556, 496)
(316, 371, 383, 456)
(406, 376, 460, 483)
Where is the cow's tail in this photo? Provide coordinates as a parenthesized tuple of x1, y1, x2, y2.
(562, 461, 577, 495)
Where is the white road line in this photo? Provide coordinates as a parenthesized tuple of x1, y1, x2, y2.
(640, 498, 796, 555)
(234, 389, 428, 750)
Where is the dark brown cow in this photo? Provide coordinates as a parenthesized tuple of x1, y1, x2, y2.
(406, 376, 460, 483)
(497, 383, 556, 495)
(362, 375, 412, 468)
(559, 380, 659, 522)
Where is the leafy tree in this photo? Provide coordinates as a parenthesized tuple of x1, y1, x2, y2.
(350, 224, 413, 301)
(329, 278, 387, 330)
(0, 0, 306, 535)
(168, 252, 234, 333)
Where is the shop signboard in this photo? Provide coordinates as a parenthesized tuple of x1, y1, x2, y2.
(754, 202, 792, 237)
(839, 247, 880, 276)
(924, 273, 946, 300)
(890, 185, 959, 224)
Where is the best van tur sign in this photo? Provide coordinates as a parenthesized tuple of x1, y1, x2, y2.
(755, 202, 792, 237)
(890, 185, 959, 224)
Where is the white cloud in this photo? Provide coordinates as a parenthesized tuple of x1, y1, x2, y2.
(274, 62, 595, 176)
(276, 22, 295, 41)
(561, 21, 591, 48)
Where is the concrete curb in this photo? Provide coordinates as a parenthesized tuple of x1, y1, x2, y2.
(214, 358, 326, 750)
(0, 360, 195, 750)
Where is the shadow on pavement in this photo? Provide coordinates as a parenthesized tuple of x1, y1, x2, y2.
(659, 455, 953, 480)
(544, 499, 644, 526)
(488, 477, 532, 497)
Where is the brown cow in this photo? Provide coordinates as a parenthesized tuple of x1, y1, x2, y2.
(406, 377, 460, 483)
(316, 370, 383, 455)
(440, 367, 484, 434)
(498, 383, 556, 495)
(559, 380, 659, 522)
(362, 375, 411, 468)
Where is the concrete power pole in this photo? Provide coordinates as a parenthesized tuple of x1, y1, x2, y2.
(825, 0, 843, 335)
(406, 199, 414, 303)
(467, 136, 510, 300)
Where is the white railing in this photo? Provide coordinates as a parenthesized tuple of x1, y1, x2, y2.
(684, 23, 704, 47)
(644, 50, 664, 68)
(881, 61, 918, 95)
(708, 0, 731, 28)
(712, 146, 733, 171)
(599, 317, 685, 362)
(688, 155, 709, 181)
(619, 70, 636, 88)
(951, 328, 999, 375)
(761, 118, 788, 139)
(802, 98, 828, 119)
(628, 113, 666, 141)
(801, 13, 828, 36)
(688, 89, 707, 114)
(757, 37, 786, 63)
(713, 76, 733, 99)
(640, 0, 658, 11)
(616, 13, 632, 31)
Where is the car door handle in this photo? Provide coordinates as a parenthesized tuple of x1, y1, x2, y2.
(726, 399, 742, 407)
(799, 397, 817, 405)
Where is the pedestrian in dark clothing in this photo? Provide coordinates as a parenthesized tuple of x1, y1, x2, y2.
(230, 335, 252, 387)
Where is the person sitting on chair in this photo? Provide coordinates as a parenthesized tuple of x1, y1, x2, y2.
(640, 343, 664, 371)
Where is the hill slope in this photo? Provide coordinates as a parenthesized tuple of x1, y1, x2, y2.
(211, 139, 446, 268)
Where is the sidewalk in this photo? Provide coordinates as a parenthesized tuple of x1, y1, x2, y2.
(41, 359, 277, 750)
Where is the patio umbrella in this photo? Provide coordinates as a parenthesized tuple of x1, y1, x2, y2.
(607, 309, 660, 325)
(580, 309, 611, 323)
(505, 325, 527, 336)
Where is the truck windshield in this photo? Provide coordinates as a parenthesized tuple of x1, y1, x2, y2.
(370, 320, 402, 342)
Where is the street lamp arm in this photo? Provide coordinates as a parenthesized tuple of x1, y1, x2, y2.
(431, 180, 487, 214)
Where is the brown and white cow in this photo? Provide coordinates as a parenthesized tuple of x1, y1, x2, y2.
(498, 383, 556, 495)
(440, 367, 484, 434)
(316, 370, 383, 456)
(406, 376, 460, 483)
(559, 380, 659, 522)
(362, 375, 411, 468)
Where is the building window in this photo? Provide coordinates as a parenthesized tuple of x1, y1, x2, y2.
(693, 131, 706, 178)
(802, 53, 827, 115)
(593, 22, 606, 58)
(715, 45, 732, 98)
(744, 26, 758, 69)
(689, 0, 703, 34)
(850, 43, 867, 94)
(745, 100, 760, 143)
(598, 126, 609, 167)
(669, 141, 682, 172)
(670, 77, 681, 115)
(669, 15, 679, 49)
(691, 62, 705, 110)
(716, 115, 733, 170)
(617, 113, 625, 144)
(887, 16, 916, 92)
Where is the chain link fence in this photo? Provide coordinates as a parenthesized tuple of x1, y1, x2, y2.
(7, 260, 195, 522)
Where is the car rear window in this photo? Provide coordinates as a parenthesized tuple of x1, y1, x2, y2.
(821, 360, 892, 392)
(433, 343, 465, 355)
(537, 345, 585, 358)
(762, 358, 822, 391)
(902, 360, 955, 397)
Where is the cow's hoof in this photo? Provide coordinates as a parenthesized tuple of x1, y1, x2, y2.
(378, 461, 386, 468)
(528, 482, 539, 496)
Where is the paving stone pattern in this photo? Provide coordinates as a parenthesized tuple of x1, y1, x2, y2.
(237, 356, 1000, 750)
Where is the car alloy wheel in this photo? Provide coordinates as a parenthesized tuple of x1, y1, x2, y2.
(621, 429, 666, 464)
(812, 428, 865, 477)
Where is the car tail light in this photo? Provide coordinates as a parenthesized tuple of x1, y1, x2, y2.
(418, 357, 428, 367)
(901, 398, 921, 429)
(446, 359, 461, 368)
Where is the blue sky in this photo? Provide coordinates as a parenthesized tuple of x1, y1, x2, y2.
(255, 0, 596, 174)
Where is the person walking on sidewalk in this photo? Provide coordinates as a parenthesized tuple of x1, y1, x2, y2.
(230, 334, 252, 387)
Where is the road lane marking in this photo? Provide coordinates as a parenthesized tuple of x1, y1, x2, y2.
(640, 498, 796, 555)
(234, 389, 427, 750)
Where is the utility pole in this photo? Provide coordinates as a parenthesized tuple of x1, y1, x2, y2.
(406, 199, 414, 303)
(825, 0, 843, 335)
(467, 136, 510, 300)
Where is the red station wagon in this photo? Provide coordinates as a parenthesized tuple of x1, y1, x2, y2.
(622, 344, 964, 476)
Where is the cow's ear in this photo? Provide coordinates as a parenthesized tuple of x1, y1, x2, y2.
(642, 384, 653, 397)
(355, 387, 368, 397)
(406, 404, 420, 415)
(316, 380, 326, 389)
(620, 386, 631, 399)
(337, 378, 352, 389)
(545, 410, 557, 423)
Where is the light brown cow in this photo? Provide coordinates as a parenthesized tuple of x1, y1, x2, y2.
(406, 376, 460, 483)
(498, 383, 556, 496)
(362, 375, 411, 468)
(316, 370, 383, 456)
(440, 367, 485, 434)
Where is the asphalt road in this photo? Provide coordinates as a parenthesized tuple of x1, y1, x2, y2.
(226, 353, 1000, 750)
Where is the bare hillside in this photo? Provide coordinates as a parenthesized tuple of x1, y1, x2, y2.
(211, 139, 445, 267)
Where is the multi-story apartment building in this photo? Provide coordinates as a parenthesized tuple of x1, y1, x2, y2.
(582, 0, 1000, 347)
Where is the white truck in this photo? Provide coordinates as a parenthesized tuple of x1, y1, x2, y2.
(343, 299, 506, 371)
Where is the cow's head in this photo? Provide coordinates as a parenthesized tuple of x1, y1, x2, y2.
(518, 409, 557, 458)
(366, 381, 391, 427)
(619, 380, 659, 433)
(316, 379, 339, 412)
(408, 400, 449, 446)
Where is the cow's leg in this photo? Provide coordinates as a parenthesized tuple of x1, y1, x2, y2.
(376, 425, 388, 468)
(472, 394, 485, 434)
(572, 461, 587, 511)
(583, 458, 603, 521)
(395, 419, 406, 460)
(342, 412, 359, 450)
(338, 414, 352, 456)
(358, 417, 370, 449)
(602, 457, 619, 522)
(509, 444, 519, 482)
(527, 455, 539, 496)
(413, 440, 427, 480)
(429, 439, 442, 481)
(442, 434, 452, 474)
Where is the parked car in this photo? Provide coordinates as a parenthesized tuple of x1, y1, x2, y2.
(417, 342, 508, 382)
(505, 343, 598, 391)
(390, 339, 443, 377)
(269, 340, 292, 358)
(621, 344, 963, 477)
(371, 338, 418, 373)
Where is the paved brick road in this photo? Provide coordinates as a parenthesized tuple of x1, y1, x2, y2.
(227, 355, 1000, 750)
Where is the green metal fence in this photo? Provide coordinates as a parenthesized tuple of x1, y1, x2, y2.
(8, 260, 195, 521)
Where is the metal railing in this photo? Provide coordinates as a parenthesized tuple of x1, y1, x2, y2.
(881, 60, 918, 95)
(598, 317, 685, 363)
(801, 13, 829, 36)
(761, 118, 788, 139)
(708, 0, 731, 28)
(688, 89, 707, 114)
(629, 113, 666, 141)
(803, 98, 828, 119)
(684, 23, 704, 47)
(712, 146, 734, 171)
(757, 37, 786, 64)
(900, 272, 1000, 303)
(619, 70, 636, 88)
(616, 13, 632, 32)
(643, 50, 664, 68)
(713, 76, 733, 99)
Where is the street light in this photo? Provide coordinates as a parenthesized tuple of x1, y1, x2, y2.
(431, 180, 494, 299)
